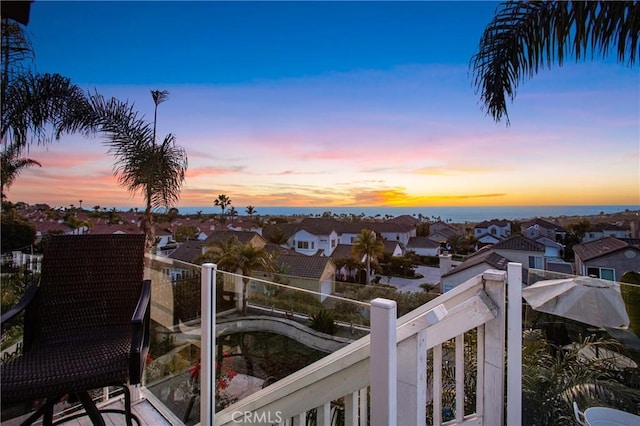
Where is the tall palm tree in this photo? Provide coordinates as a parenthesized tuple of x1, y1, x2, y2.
(214, 194, 232, 222)
(150, 89, 169, 144)
(88, 93, 188, 251)
(0, 141, 41, 199)
(352, 228, 385, 285)
(245, 205, 257, 220)
(471, 1, 640, 125)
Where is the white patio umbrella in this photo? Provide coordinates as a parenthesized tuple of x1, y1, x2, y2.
(522, 276, 630, 329)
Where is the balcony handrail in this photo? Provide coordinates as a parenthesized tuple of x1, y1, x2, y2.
(214, 267, 514, 425)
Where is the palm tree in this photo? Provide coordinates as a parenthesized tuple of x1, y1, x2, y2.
(214, 194, 232, 222)
(471, 1, 640, 125)
(245, 205, 257, 220)
(352, 228, 385, 285)
(88, 93, 187, 251)
(150, 89, 169, 144)
(208, 236, 273, 315)
(0, 141, 41, 199)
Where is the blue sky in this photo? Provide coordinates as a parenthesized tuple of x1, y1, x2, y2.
(9, 1, 640, 209)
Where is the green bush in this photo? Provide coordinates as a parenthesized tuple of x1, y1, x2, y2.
(310, 309, 337, 335)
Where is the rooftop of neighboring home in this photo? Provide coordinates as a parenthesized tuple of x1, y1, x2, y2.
(573, 236, 639, 261)
(168, 240, 203, 264)
(328, 244, 356, 260)
(590, 222, 631, 232)
(407, 236, 441, 249)
(203, 230, 265, 246)
(474, 219, 510, 229)
(521, 218, 567, 232)
(272, 253, 335, 279)
(492, 234, 545, 252)
(441, 247, 510, 278)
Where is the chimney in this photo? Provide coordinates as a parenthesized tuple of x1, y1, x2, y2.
(439, 253, 452, 275)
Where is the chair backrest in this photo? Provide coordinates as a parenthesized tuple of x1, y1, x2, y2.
(28, 234, 145, 346)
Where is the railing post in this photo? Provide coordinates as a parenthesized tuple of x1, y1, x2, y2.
(201, 263, 217, 426)
(507, 263, 522, 426)
(370, 298, 397, 426)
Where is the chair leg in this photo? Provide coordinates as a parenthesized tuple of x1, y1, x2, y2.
(76, 392, 105, 426)
(20, 397, 58, 426)
(122, 385, 134, 426)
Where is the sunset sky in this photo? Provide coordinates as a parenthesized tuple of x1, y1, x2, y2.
(7, 1, 640, 210)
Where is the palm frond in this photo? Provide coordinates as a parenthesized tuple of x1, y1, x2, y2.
(471, 1, 640, 124)
(151, 90, 169, 106)
(2, 72, 90, 146)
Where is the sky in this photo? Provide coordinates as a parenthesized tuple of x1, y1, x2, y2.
(7, 0, 640, 210)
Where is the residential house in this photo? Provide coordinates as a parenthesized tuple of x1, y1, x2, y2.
(440, 248, 510, 292)
(168, 240, 204, 265)
(406, 236, 441, 257)
(203, 230, 266, 250)
(440, 235, 543, 292)
(428, 221, 462, 243)
(474, 219, 511, 245)
(582, 223, 632, 243)
(383, 240, 403, 257)
(521, 218, 567, 242)
(280, 217, 415, 257)
(491, 235, 546, 270)
(573, 237, 640, 281)
(533, 236, 565, 259)
(259, 254, 336, 301)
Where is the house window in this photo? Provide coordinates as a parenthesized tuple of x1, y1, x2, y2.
(490, 228, 496, 235)
(587, 267, 615, 281)
(331, 240, 336, 248)
(297, 241, 309, 249)
(528, 256, 542, 269)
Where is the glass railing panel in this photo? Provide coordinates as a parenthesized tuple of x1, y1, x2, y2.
(143, 255, 203, 426)
(215, 269, 372, 415)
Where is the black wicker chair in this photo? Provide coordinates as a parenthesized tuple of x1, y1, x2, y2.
(1, 234, 151, 426)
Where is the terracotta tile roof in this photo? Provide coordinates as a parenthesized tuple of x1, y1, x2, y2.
(591, 222, 629, 232)
(383, 240, 401, 254)
(329, 244, 356, 259)
(442, 250, 510, 277)
(385, 215, 419, 226)
(522, 218, 566, 232)
(407, 236, 440, 249)
(169, 240, 203, 264)
(474, 219, 510, 228)
(273, 254, 334, 279)
(573, 237, 630, 261)
(492, 235, 545, 252)
(203, 230, 265, 245)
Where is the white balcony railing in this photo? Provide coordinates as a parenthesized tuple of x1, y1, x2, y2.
(205, 263, 523, 426)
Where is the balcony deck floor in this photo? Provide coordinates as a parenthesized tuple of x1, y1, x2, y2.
(2, 391, 177, 426)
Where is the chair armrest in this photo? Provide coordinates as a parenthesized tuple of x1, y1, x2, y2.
(130, 279, 151, 384)
(1, 284, 38, 327)
(132, 279, 151, 325)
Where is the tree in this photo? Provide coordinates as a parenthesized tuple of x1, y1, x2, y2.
(352, 229, 385, 285)
(0, 141, 41, 199)
(472, 1, 640, 125)
(206, 236, 273, 315)
(1, 20, 89, 185)
(1, 203, 36, 253)
(87, 93, 188, 251)
(214, 194, 232, 223)
(245, 205, 257, 220)
(174, 224, 198, 242)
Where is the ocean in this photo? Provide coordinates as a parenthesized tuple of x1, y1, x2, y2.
(172, 205, 639, 224)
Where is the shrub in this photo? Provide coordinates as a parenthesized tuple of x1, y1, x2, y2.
(310, 309, 337, 335)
